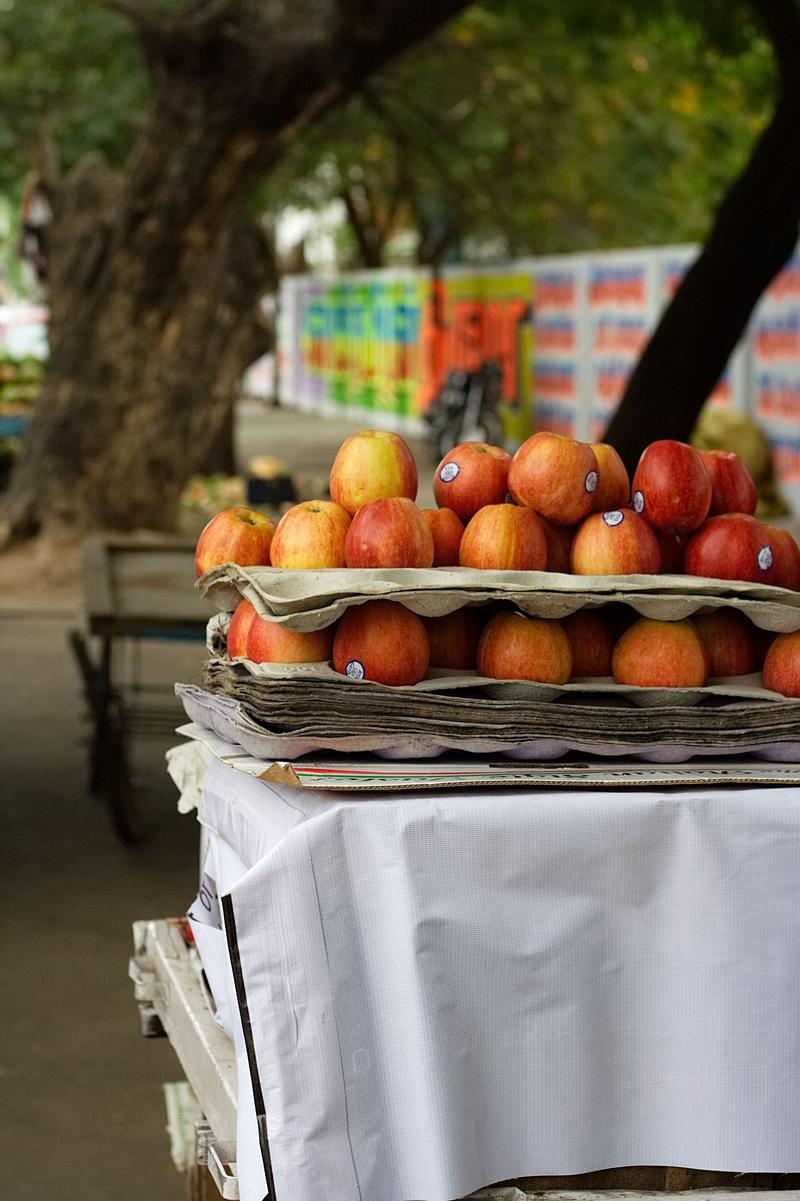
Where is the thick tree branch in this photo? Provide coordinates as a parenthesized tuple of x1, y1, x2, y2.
(604, 0, 800, 472)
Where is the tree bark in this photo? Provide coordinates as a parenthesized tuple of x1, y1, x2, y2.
(603, 0, 800, 474)
(2, 0, 468, 537)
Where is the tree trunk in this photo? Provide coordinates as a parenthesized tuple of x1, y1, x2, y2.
(2, 0, 468, 537)
(604, 0, 800, 473)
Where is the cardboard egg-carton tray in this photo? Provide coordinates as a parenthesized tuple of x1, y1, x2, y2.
(181, 565, 800, 763)
(198, 564, 800, 633)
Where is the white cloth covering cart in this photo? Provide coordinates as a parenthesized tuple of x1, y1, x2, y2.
(132, 746, 800, 1201)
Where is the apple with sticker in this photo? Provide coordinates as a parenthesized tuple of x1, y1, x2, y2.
(508, 431, 599, 526)
(570, 508, 661, 576)
(432, 441, 511, 523)
(332, 600, 430, 685)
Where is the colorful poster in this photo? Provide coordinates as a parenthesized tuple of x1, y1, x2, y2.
(528, 257, 587, 439)
(750, 251, 800, 509)
(429, 268, 534, 442)
(280, 271, 431, 429)
(586, 253, 658, 441)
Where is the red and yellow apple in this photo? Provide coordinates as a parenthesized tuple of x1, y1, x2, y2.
(561, 609, 616, 677)
(227, 599, 258, 658)
(424, 607, 484, 670)
(657, 532, 688, 575)
(590, 442, 630, 512)
(630, 440, 712, 534)
(333, 600, 430, 685)
(692, 609, 760, 677)
(459, 503, 548, 571)
(570, 509, 661, 576)
(344, 497, 434, 569)
(477, 612, 572, 683)
(762, 630, 800, 696)
(700, 449, 757, 517)
(228, 599, 333, 662)
(420, 507, 465, 567)
(433, 441, 512, 522)
(329, 429, 418, 515)
(539, 517, 575, 573)
(763, 525, 800, 590)
(684, 514, 781, 585)
(269, 499, 351, 569)
(509, 432, 599, 525)
(195, 507, 275, 577)
(612, 617, 709, 688)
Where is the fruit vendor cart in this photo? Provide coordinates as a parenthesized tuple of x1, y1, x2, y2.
(134, 734, 800, 1201)
(129, 561, 800, 1201)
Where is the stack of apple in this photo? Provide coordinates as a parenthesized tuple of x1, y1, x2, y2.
(194, 427, 800, 696)
(218, 589, 800, 698)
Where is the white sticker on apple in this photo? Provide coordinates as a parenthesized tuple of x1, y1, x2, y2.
(440, 462, 460, 482)
(633, 490, 645, 514)
(603, 510, 625, 527)
(757, 546, 773, 571)
(345, 660, 366, 680)
(584, 470, 598, 493)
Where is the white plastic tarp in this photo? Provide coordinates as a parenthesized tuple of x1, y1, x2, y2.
(192, 759, 800, 1201)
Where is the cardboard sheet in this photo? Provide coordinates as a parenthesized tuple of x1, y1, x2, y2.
(173, 723, 800, 792)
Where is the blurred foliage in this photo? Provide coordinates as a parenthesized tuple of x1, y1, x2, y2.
(0, 0, 779, 278)
(264, 0, 777, 262)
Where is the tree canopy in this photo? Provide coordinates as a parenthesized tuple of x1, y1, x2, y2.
(0, 0, 777, 282)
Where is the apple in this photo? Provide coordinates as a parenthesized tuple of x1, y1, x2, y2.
(590, 443, 630, 512)
(420, 507, 465, 567)
(508, 432, 599, 526)
(763, 525, 800, 590)
(762, 631, 800, 696)
(329, 429, 418, 515)
(333, 600, 430, 685)
(433, 441, 512, 522)
(246, 611, 333, 663)
(345, 497, 434, 569)
(700, 449, 758, 516)
(477, 612, 572, 683)
(539, 517, 575, 573)
(227, 599, 258, 658)
(561, 609, 616, 677)
(195, 506, 275, 577)
(459, 503, 548, 571)
(570, 509, 661, 576)
(692, 609, 760, 677)
(269, 499, 351, 569)
(630, 440, 712, 534)
(684, 514, 781, 585)
(424, 607, 484, 670)
(657, 532, 688, 575)
(612, 617, 709, 688)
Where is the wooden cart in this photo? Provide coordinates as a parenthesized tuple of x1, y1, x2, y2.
(70, 536, 212, 843)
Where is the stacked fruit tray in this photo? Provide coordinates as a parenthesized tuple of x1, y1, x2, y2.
(179, 428, 800, 764)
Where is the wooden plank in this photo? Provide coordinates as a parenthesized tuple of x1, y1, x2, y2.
(81, 536, 213, 629)
(81, 536, 114, 621)
(133, 919, 237, 1153)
